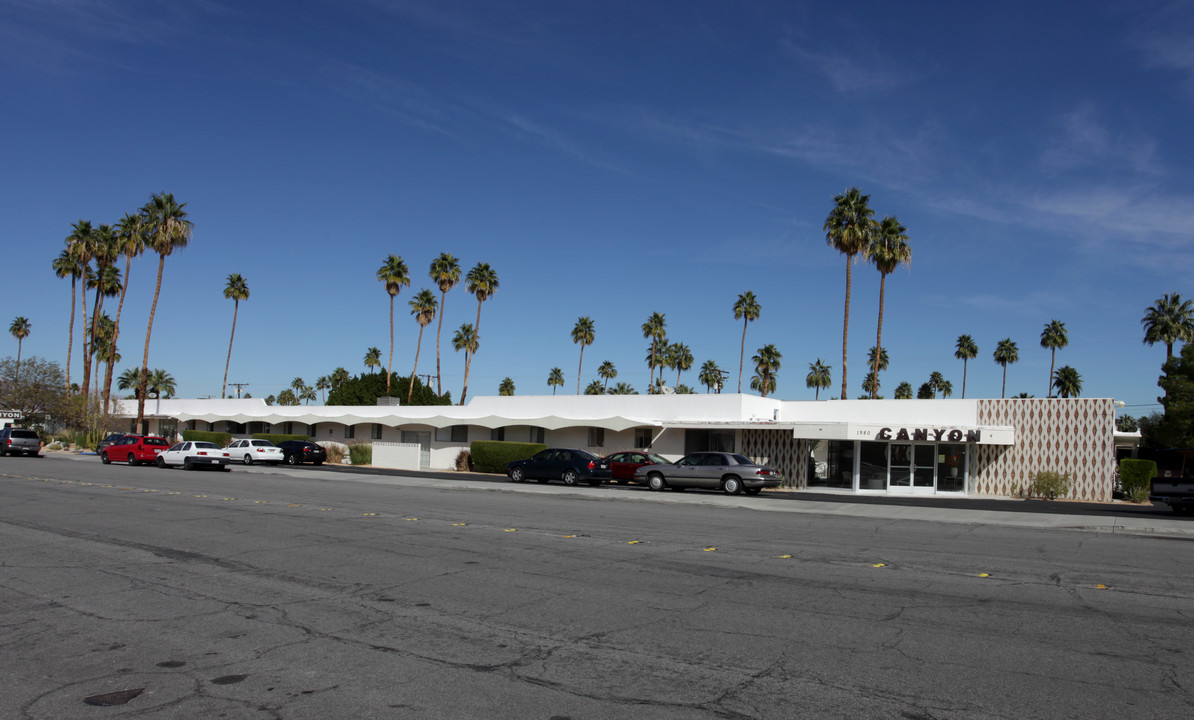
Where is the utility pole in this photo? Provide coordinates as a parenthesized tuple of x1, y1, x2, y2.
(228, 382, 249, 399)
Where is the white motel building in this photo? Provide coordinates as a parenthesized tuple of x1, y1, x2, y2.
(118, 394, 1135, 502)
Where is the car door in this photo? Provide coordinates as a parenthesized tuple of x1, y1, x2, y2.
(524, 450, 553, 480)
(697, 453, 730, 489)
(670, 454, 705, 487)
(608, 452, 630, 480)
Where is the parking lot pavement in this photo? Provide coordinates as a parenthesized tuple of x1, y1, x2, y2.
(43, 451, 1194, 537)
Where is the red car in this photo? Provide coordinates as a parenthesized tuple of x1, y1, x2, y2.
(100, 435, 171, 466)
(604, 451, 671, 484)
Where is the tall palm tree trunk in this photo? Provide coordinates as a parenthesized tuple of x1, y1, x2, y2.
(408, 326, 426, 405)
(872, 273, 887, 399)
(222, 299, 240, 399)
(66, 277, 76, 393)
(738, 319, 747, 393)
(386, 296, 395, 394)
(102, 257, 132, 411)
(961, 359, 968, 399)
(79, 283, 90, 399)
(136, 255, 166, 432)
(460, 301, 483, 406)
(460, 350, 472, 406)
(1047, 350, 1056, 398)
(85, 283, 107, 399)
(1001, 366, 1007, 399)
(576, 346, 585, 395)
(841, 259, 853, 400)
(435, 291, 447, 395)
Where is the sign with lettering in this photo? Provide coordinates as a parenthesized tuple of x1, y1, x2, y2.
(875, 427, 982, 443)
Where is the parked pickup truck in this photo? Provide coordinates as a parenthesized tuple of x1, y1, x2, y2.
(1148, 449, 1194, 514)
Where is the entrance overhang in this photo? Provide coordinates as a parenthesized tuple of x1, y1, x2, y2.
(788, 421, 1014, 446)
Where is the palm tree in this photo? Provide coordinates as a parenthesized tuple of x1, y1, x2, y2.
(331, 367, 350, 388)
(499, 377, 515, 396)
(547, 367, 565, 395)
(733, 291, 761, 393)
(65, 220, 96, 397)
(954, 335, 978, 398)
(83, 223, 119, 399)
(291, 377, 306, 396)
(823, 187, 876, 400)
(102, 212, 147, 410)
(699, 359, 722, 393)
(609, 382, 638, 395)
(1142, 293, 1194, 360)
(750, 344, 782, 398)
(408, 289, 438, 404)
(861, 371, 880, 398)
(91, 314, 119, 400)
(670, 342, 693, 388)
(316, 375, 331, 403)
(597, 360, 617, 391)
(364, 347, 382, 374)
(52, 248, 83, 393)
(452, 323, 478, 403)
(806, 359, 832, 400)
(1040, 319, 1068, 397)
(462, 263, 499, 405)
(1053, 365, 1082, 398)
(868, 216, 911, 398)
(571, 316, 595, 395)
(993, 338, 1019, 398)
(136, 192, 192, 432)
(146, 368, 176, 399)
(584, 380, 604, 395)
(10, 316, 30, 386)
(221, 273, 250, 399)
(376, 254, 410, 394)
(117, 367, 143, 397)
(894, 381, 913, 399)
(867, 345, 889, 376)
(938, 379, 954, 398)
(429, 253, 461, 395)
(927, 371, 946, 399)
(85, 259, 121, 400)
(641, 312, 667, 393)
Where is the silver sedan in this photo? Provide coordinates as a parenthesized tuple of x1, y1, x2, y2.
(633, 451, 782, 495)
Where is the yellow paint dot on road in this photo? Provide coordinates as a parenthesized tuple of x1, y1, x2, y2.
(872, 563, 886, 568)
(778, 554, 793, 559)
(504, 528, 518, 532)
(195, 494, 207, 498)
(702, 547, 717, 552)
(166, 492, 180, 495)
(452, 523, 468, 527)
(627, 540, 641, 544)
(978, 573, 991, 578)
(363, 513, 377, 516)
(1096, 584, 1108, 589)
(287, 504, 302, 507)
(405, 518, 418, 521)
(222, 497, 236, 500)
(319, 508, 332, 511)
(563, 534, 576, 538)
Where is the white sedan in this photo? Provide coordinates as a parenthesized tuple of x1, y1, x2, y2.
(225, 438, 285, 465)
(156, 441, 231, 471)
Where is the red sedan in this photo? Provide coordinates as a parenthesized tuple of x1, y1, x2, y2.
(100, 435, 171, 466)
(604, 451, 671, 484)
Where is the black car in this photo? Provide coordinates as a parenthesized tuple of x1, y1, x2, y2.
(277, 440, 327, 465)
(506, 448, 610, 486)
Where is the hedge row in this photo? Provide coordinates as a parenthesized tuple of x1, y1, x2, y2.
(1119, 458, 1157, 503)
(470, 441, 547, 474)
(251, 433, 309, 445)
(181, 430, 233, 446)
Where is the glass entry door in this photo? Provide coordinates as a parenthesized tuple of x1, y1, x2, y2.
(889, 443, 936, 493)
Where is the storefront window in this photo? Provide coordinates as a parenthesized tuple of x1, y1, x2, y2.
(859, 442, 887, 490)
(818, 440, 854, 489)
(937, 444, 967, 492)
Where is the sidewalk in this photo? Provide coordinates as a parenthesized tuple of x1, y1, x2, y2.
(44, 452, 1194, 537)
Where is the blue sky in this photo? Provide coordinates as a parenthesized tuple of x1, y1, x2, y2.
(3, 1, 1192, 415)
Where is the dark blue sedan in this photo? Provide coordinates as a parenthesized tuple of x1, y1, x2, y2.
(506, 448, 610, 486)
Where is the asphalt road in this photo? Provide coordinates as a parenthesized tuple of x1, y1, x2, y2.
(2, 455, 1192, 719)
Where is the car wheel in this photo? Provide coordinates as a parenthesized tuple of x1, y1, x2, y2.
(722, 477, 743, 495)
(743, 487, 761, 496)
(510, 467, 525, 483)
(183, 458, 194, 471)
(647, 473, 666, 492)
(286, 454, 299, 465)
(101, 452, 110, 465)
(155, 457, 166, 468)
(127, 453, 138, 466)
(242, 454, 253, 466)
(562, 469, 579, 486)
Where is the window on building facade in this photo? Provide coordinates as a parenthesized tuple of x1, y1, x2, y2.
(858, 441, 887, 490)
(634, 428, 652, 449)
(371, 423, 383, 440)
(344, 425, 355, 439)
(529, 426, 545, 444)
(588, 427, 605, 447)
(684, 429, 734, 454)
(491, 427, 506, 441)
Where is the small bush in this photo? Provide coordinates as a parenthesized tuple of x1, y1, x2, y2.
(1028, 471, 1072, 500)
(469, 441, 548, 474)
(322, 442, 347, 464)
(1119, 459, 1157, 503)
(182, 430, 233, 447)
(455, 449, 473, 472)
(348, 443, 372, 466)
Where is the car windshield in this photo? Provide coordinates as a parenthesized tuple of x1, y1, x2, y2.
(194, 442, 221, 449)
(250, 440, 276, 447)
(145, 438, 169, 446)
(728, 454, 755, 465)
(12, 430, 38, 438)
(646, 454, 669, 464)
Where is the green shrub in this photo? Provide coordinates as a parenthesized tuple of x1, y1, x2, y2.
(469, 441, 548, 474)
(182, 430, 233, 447)
(252, 433, 308, 445)
(1028, 470, 1072, 500)
(348, 443, 372, 466)
(1118, 459, 1157, 503)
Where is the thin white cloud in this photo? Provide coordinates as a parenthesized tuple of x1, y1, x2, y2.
(780, 35, 924, 94)
(1040, 104, 1160, 175)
